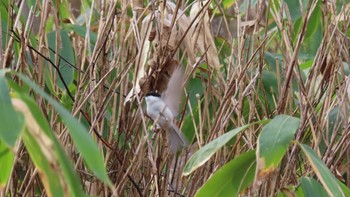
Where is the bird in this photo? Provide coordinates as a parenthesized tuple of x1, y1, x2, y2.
(144, 67, 188, 153)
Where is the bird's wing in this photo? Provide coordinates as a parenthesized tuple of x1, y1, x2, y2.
(162, 66, 184, 116)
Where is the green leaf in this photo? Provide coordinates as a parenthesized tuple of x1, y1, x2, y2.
(195, 151, 256, 197)
(300, 177, 328, 197)
(187, 77, 204, 107)
(17, 93, 85, 196)
(182, 77, 204, 141)
(299, 144, 344, 196)
(222, 0, 237, 10)
(342, 62, 349, 76)
(215, 37, 231, 58)
(47, 30, 75, 90)
(327, 106, 343, 134)
(1, 20, 7, 50)
(261, 70, 279, 95)
(300, 59, 314, 70)
(70, 24, 98, 44)
(0, 0, 9, 22)
(257, 115, 300, 175)
(305, 3, 321, 39)
(183, 120, 268, 176)
(264, 52, 283, 73)
(299, 23, 323, 59)
(22, 130, 65, 196)
(338, 180, 350, 196)
(293, 17, 303, 42)
(15, 73, 112, 187)
(285, 0, 308, 21)
(57, 0, 71, 19)
(182, 105, 199, 142)
(0, 140, 14, 188)
(0, 71, 24, 147)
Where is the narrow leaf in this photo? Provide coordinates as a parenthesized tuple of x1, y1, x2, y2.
(299, 144, 344, 196)
(12, 98, 65, 196)
(195, 150, 256, 197)
(47, 30, 75, 90)
(183, 120, 268, 176)
(300, 177, 328, 197)
(22, 129, 64, 197)
(0, 140, 14, 188)
(15, 73, 112, 187)
(17, 94, 85, 196)
(338, 180, 350, 196)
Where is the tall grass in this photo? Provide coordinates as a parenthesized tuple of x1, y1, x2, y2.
(0, 0, 350, 196)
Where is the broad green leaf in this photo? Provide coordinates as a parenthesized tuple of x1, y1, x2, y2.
(285, 0, 308, 21)
(182, 77, 204, 141)
(305, 3, 321, 39)
(319, 106, 343, 155)
(222, 0, 237, 10)
(293, 2, 322, 42)
(187, 77, 204, 107)
(300, 177, 328, 197)
(257, 115, 300, 175)
(343, 62, 350, 76)
(0, 0, 9, 22)
(17, 93, 85, 196)
(12, 98, 64, 196)
(0, 71, 24, 147)
(338, 180, 350, 196)
(261, 70, 278, 94)
(335, 0, 350, 13)
(295, 184, 306, 197)
(47, 30, 75, 90)
(343, 62, 349, 76)
(15, 73, 112, 187)
(76, 7, 91, 24)
(22, 129, 64, 197)
(70, 24, 98, 44)
(45, 67, 58, 97)
(183, 120, 268, 176)
(299, 23, 323, 58)
(195, 150, 256, 197)
(299, 144, 344, 196)
(293, 17, 303, 42)
(57, 0, 71, 19)
(0, 140, 14, 188)
(327, 106, 342, 134)
(182, 105, 198, 143)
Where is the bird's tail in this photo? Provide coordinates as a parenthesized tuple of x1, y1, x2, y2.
(167, 124, 188, 153)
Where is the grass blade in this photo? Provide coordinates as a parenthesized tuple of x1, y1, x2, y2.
(299, 144, 344, 196)
(195, 150, 256, 197)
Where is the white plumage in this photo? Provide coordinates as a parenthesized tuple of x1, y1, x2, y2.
(145, 67, 187, 152)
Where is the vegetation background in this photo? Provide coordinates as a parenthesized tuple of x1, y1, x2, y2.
(1, 0, 350, 196)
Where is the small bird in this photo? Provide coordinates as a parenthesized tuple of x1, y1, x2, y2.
(144, 67, 187, 153)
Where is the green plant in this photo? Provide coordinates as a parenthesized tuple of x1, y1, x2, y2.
(1, 0, 349, 196)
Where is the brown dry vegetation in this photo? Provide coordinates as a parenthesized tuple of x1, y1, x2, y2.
(1, 0, 350, 196)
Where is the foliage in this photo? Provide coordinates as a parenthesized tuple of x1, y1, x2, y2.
(0, 0, 350, 196)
